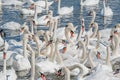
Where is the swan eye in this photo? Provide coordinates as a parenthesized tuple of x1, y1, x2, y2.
(65, 25, 68, 27)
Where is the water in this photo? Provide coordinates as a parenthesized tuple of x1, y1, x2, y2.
(1, 0, 120, 31)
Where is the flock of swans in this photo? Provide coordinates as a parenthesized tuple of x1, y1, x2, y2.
(0, 0, 119, 80)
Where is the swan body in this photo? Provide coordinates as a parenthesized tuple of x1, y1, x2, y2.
(0, 68, 17, 80)
(34, 0, 54, 8)
(81, 0, 99, 6)
(58, 6, 73, 15)
(101, 0, 113, 16)
(2, 0, 23, 6)
(0, 21, 21, 30)
(101, 6, 113, 16)
(12, 53, 31, 71)
(58, 0, 73, 15)
(36, 60, 60, 73)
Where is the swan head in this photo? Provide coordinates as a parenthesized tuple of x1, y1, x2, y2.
(19, 23, 29, 34)
(114, 30, 119, 35)
(0, 29, 6, 38)
(96, 51, 101, 59)
(70, 30, 74, 37)
(29, 3, 35, 10)
(108, 35, 113, 41)
(39, 72, 46, 79)
(55, 68, 64, 77)
(76, 41, 84, 49)
(88, 10, 96, 16)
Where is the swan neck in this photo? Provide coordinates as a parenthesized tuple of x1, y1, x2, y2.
(81, 43, 86, 61)
(65, 28, 72, 43)
(91, 12, 96, 23)
(88, 50, 95, 68)
(106, 46, 111, 66)
(58, 0, 61, 14)
(27, 45, 35, 80)
(90, 23, 98, 38)
(3, 57, 6, 80)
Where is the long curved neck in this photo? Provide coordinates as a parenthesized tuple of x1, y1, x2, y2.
(85, 35, 89, 47)
(34, 5, 37, 20)
(65, 28, 72, 43)
(0, 0, 2, 13)
(90, 23, 98, 38)
(81, 42, 86, 63)
(45, 0, 48, 13)
(80, 0, 83, 6)
(88, 50, 95, 69)
(67, 63, 89, 78)
(55, 40, 64, 64)
(96, 31, 101, 48)
(58, 0, 61, 14)
(112, 34, 119, 56)
(106, 46, 111, 67)
(3, 53, 6, 80)
(91, 12, 96, 23)
(62, 66, 70, 80)
(77, 21, 85, 40)
(103, 0, 106, 16)
(53, 19, 58, 40)
(27, 44, 35, 80)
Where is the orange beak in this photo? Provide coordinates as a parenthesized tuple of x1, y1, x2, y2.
(62, 47, 67, 53)
(70, 31, 74, 37)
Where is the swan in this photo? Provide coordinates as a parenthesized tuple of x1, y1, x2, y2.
(21, 4, 44, 16)
(109, 31, 120, 58)
(0, 49, 17, 80)
(80, 0, 99, 6)
(19, 23, 33, 58)
(32, 10, 53, 26)
(0, 0, 2, 14)
(57, 0, 73, 15)
(27, 44, 35, 80)
(85, 46, 120, 80)
(89, 22, 99, 38)
(49, 38, 67, 64)
(2, 0, 23, 7)
(0, 21, 22, 30)
(77, 18, 86, 41)
(77, 40, 87, 63)
(101, 0, 113, 16)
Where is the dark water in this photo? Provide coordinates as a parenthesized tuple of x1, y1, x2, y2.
(0, 0, 120, 31)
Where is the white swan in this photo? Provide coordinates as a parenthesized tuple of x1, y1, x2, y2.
(101, 0, 113, 16)
(0, 0, 2, 14)
(27, 44, 35, 80)
(89, 22, 99, 38)
(77, 18, 86, 40)
(21, 4, 44, 16)
(80, 0, 99, 6)
(109, 31, 120, 58)
(77, 40, 87, 63)
(2, 0, 23, 7)
(19, 23, 33, 58)
(85, 46, 120, 80)
(57, 0, 73, 15)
